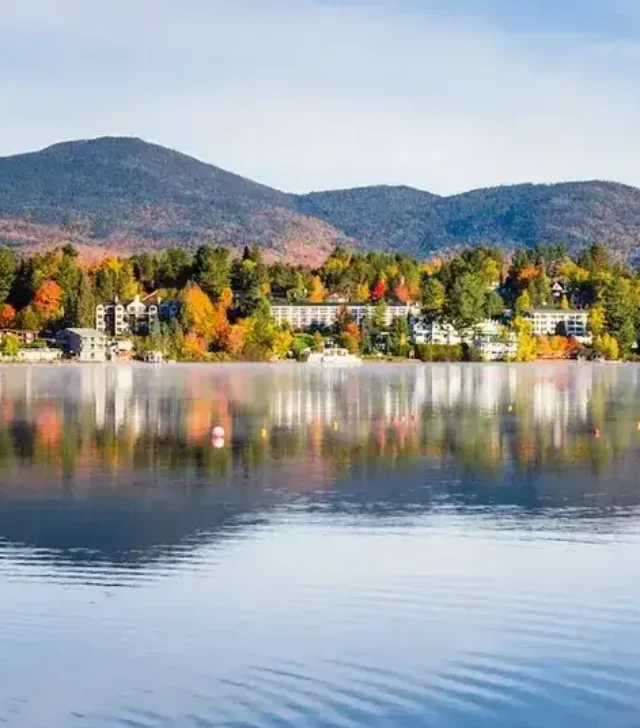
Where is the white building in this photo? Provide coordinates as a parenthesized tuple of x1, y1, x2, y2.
(472, 333, 518, 361)
(529, 308, 590, 340)
(413, 320, 462, 345)
(96, 294, 179, 337)
(57, 328, 108, 362)
(17, 348, 62, 363)
(413, 318, 506, 346)
(271, 303, 418, 330)
(551, 281, 565, 300)
(144, 350, 165, 364)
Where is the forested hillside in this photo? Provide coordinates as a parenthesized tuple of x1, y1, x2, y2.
(2, 137, 640, 261)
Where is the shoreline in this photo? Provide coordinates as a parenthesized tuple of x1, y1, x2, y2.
(0, 359, 623, 366)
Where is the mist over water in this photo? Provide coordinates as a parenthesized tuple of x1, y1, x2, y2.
(1, 363, 640, 728)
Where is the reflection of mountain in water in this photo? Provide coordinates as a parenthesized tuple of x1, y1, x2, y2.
(0, 491, 267, 560)
(1, 364, 640, 568)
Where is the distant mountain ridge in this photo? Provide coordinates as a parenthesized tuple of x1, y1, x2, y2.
(1, 136, 640, 263)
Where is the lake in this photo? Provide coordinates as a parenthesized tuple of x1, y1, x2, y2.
(1, 363, 640, 728)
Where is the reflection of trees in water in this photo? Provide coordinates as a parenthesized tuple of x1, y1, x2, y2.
(0, 364, 639, 568)
(0, 364, 639, 495)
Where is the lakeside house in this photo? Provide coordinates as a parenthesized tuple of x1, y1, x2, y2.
(57, 328, 108, 362)
(271, 302, 419, 330)
(413, 320, 462, 346)
(109, 339, 135, 362)
(0, 329, 38, 346)
(551, 281, 565, 300)
(472, 333, 518, 361)
(413, 318, 517, 360)
(144, 350, 165, 364)
(413, 319, 506, 346)
(96, 294, 179, 336)
(528, 308, 590, 341)
(16, 348, 62, 363)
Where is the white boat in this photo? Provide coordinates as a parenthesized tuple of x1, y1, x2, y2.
(308, 348, 362, 366)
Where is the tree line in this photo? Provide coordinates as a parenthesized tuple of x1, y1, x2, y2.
(0, 241, 638, 361)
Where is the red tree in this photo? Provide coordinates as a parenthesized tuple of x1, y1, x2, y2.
(33, 280, 63, 321)
(394, 283, 410, 303)
(371, 279, 388, 302)
(0, 304, 16, 329)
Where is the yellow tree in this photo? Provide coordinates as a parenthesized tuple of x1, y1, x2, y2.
(181, 332, 209, 361)
(513, 316, 536, 362)
(422, 259, 442, 276)
(181, 285, 216, 343)
(211, 286, 233, 349)
(271, 329, 293, 360)
(308, 276, 327, 303)
(589, 305, 606, 337)
(594, 333, 619, 361)
(514, 290, 533, 315)
(481, 258, 501, 288)
(353, 283, 371, 303)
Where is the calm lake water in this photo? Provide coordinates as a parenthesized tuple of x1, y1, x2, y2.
(1, 363, 640, 728)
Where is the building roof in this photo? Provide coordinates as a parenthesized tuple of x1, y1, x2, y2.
(530, 307, 586, 314)
(64, 328, 106, 337)
(271, 300, 416, 308)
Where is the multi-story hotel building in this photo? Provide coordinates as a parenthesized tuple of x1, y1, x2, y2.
(271, 303, 419, 330)
(529, 308, 590, 340)
(96, 295, 179, 336)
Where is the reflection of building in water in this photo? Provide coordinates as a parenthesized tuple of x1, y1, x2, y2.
(272, 385, 337, 427)
(269, 365, 603, 432)
(2, 363, 640, 496)
(270, 368, 430, 428)
(531, 369, 594, 428)
(75, 365, 166, 437)
(78, 366, 136, 431)
(425, 366, 513, 412)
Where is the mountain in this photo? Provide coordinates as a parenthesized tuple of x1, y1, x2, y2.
(0, 137, 346, 265)
(298, 181, 640, 259)
(295, 185, 442, 254)
(2, 136, 640, 262)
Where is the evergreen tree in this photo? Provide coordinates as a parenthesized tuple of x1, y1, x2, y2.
(422, 278, 445, 318)
(360, 316, 374, 355)
(603, 277, 638, 357)
(444, 272, 485, 332)
(483, 290, 505, 319)
(70, 274, 97, 328)
(194, 245, 231, 301)
(390, 316, 411, 357)
(0, 248, 16, 306)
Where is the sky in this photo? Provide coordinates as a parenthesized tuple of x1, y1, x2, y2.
(2, 0, 640, 194)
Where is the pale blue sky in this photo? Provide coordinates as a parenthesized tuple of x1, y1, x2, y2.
(2, 0, 640, 194)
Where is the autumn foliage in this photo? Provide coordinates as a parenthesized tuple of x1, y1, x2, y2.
(371, 279, 388, 302)
(517, 265, 539, 283)
(181, 332, 208, 361)
(181, 284, 216, 342)
(0, 304, 16, 328)
(308, 276, 327, 303)
(353, 282, 370, 302)
(210, 287, 233, 348)
(535, 335, 581, 360)
(394, 282, 410, 303)
(33, 280, 63, 322)
(225, 323, 249, 357)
